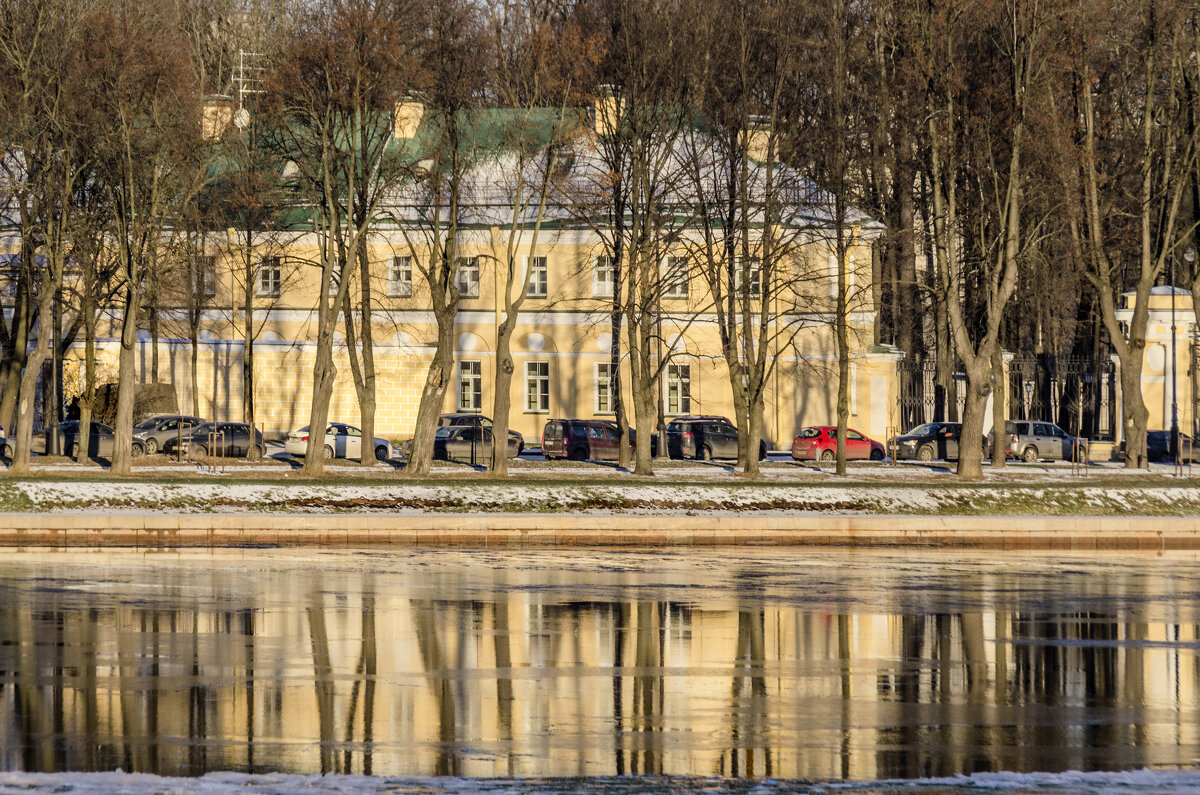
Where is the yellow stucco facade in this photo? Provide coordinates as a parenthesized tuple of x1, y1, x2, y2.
(66, 226, 902, 446)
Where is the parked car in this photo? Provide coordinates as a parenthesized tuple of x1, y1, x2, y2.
(890, 422, 986, 462)
(285, 423, 393, 461)
(1146, 430, 1200, 463)
(791, 426, 885, 461)
(13, 420, 117, 459)
(132, 415, 205, 456)
(432, 426, 519, 464)
(542, 418, 630, 461)
(438, 414, 524, 454)
(989, 420, 1085, 462)
(664, 416, 765, 461)
(162, 422, 266, 460)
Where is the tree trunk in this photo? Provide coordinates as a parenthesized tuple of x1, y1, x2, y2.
(10, 295, 53, 473)
(0, 281, 31, 434)
(302, 332, 339, 476)
(490, 326, 515, 476)
(110, 288, 141, 476)
(990, 343, 1007, 467)
(76, 297, 96, 465)
(243, 237, 254, 426)
(191, 335, 200, 418)
(1120, 354, 1150, 468)
(956, 361, 990, 480)
(406, 312, 456, 477)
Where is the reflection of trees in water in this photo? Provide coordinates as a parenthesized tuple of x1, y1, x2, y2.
(0, 567, 1196, 780)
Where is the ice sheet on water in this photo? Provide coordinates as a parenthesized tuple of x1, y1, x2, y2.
(4, 770, 1200, 795)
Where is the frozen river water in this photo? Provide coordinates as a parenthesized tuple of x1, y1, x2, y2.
(2, 547, 1200, 792)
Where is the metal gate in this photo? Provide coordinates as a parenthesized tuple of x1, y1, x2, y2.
(1007, 355, 1116, 441)
(898, 359, 965, 432)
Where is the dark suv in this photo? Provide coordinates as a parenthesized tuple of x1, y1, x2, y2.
(542, 419, 631, 461)
(666, 416, 766, 461)
(162, 422, 266, 460)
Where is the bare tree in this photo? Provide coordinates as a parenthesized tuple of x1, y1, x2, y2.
(483, 0, 594, 476)
(1062, 0, 1198, 467)
(263, 0, 422, 474)
(398, 0, 490, 477)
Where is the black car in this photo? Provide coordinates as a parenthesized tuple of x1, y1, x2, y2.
(6, 420, 116, 458)
(161, 422, 266, 460)
(132, 414, 205, 456)
(433, 426, 520, 464)
(1147, 430, 1200, 463)
(665, 416, 766, 461)
(438, 414, 524, 454)
(890, 422, 986, 462)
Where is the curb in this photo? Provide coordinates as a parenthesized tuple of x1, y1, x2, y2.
(0, 513, 1188, 550)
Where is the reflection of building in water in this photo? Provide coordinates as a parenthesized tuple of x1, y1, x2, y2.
(1, 555, 1199, 779)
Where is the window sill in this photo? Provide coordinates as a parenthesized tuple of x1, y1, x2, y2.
(524, 409, 550, 415)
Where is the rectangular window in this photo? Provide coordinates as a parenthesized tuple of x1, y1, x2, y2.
(195, 255, 217, 300)
(526, 255, 548, 298)
(593, 255, 614, 298)
(258, 256, 281, 298)
(828, 253, 839, 299)
(735, 257, 761, 298)
(456, 256, 480, 298)
(666, 363, 691, 415)
(595, 362, 613, 414)
(663, 255, 689, 299)
(525, 361, 549, 413)
(328, 268, 342, 298)
(458, 361, 482, 412)
(388, 255, 413, 297)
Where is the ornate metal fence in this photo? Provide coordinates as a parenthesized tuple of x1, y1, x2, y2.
(1007, 355, 1116, 441)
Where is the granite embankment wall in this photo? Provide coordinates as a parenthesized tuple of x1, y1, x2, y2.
(0, 513, 1191, 550)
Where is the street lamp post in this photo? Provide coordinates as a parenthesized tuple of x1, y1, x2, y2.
(1183, 245, 1197, 460)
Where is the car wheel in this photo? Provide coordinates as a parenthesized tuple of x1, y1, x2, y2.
(1, 443, 11, 459)
(1022, 446, 1038, 463)
(248, 445, 264, 461)
(758, 441, 768, 461)
(569, 447, 586, 461)
(870, 449, 884, 461)
(191, 444, 207, 459)
(697, 445, 712, 461)
(131, 442, 144, 457)
(375, 445, 389, 461)
(916, 444, 934, 462)
(820, 448, 835, 462)
(323, 445, 334, 461)
(145, 438, 158, 455)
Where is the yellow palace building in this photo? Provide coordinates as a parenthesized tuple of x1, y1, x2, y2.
(61, 99, 903, 448)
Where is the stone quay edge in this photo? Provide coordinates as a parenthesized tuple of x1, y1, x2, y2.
(0, 512, 1188, 550)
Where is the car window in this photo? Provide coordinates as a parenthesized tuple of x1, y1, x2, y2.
(667, 421, 683, 433)
(589, 426, 605, 439)
(605, 427, 620, 441)
(192, 424, 213, 436)
(828, 428, 840, 439)
(160, 419, 177, 431)
(796, 428, 821, 439)
(909, 424, 935, 436)
(135, 417, 160, 430)
(718, 423, 736, 435)
(544, 422, 564, 438)
(345, 426, 362, 437)
(1033, 423, 1050, 436)
(847, 430, 865, 441)
(478, 417, 493, 428)
(1053, 425, 1068, 437)
(1015, 423, 1030, 436)
(95, 424, 114, 434)
(570, 424, 587, 439)
(435, 427, 453, 439)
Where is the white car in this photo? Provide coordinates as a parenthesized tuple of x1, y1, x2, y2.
(285, 423, 393, 461)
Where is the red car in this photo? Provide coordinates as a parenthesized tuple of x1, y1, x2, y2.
(791, 426, 885, 461)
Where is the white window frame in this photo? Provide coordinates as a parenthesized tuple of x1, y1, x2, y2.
(595, 362, 613, 414)
(458, 360, 482, 412)
(524, 361, 550, 413)
(388, 255, 413, 298)
(735, 257, 761, 298)
(828, 253, 839, 299)
(196, 255, 217, 300)
(593, 255, 614, 298)
(663, 255, 689, 299)
(456, 256, 480, 298)
(526, 255, 548, 298)
(257, 256, 281, 298)
(665, 363, 691, 415)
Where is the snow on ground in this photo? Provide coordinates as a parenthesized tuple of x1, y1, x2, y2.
(3, 769, 1200, 794)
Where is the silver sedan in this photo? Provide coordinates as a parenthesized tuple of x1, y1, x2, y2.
(285, 423, 393, 461)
